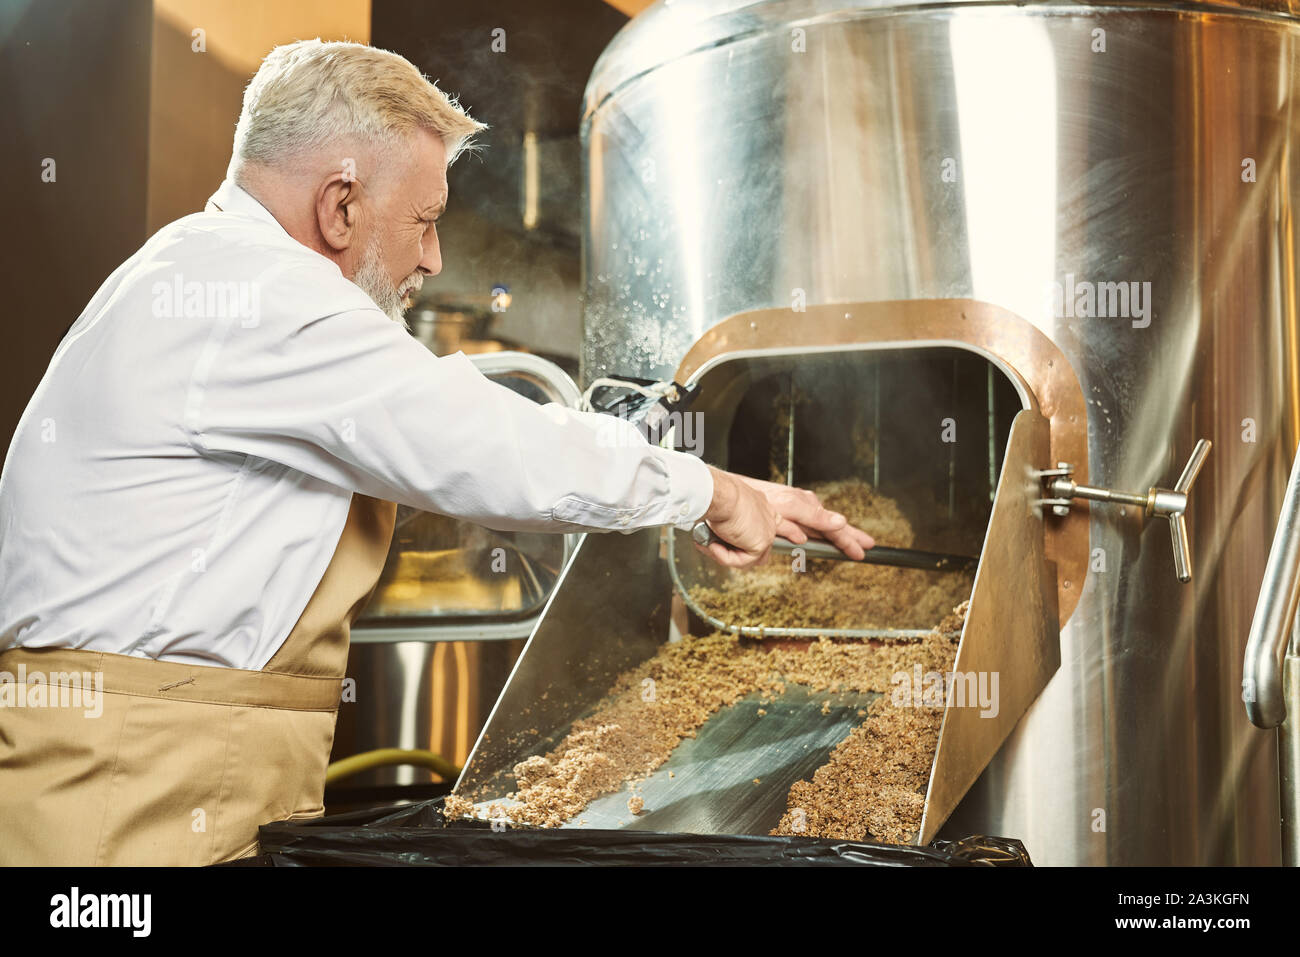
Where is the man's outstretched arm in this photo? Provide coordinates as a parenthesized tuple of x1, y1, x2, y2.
(187, 279, 870, 568)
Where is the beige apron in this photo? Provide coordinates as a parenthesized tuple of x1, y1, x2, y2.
(0, 494, 396, 866)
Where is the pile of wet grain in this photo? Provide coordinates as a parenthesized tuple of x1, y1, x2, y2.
(773, 698, 942, 844)
(445, 601, 968, 844)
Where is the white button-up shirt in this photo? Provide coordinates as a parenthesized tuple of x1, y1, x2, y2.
(0, 180, 713, 670)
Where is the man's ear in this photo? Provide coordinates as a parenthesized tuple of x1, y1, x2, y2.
(315, 173, 359, 252)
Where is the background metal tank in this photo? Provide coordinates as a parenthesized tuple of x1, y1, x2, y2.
(580, 0, 1300, 865)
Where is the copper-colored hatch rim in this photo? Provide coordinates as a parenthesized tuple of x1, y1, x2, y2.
(674, 298, 1090, 626)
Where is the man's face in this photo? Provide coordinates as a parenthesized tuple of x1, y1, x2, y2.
(350, 128, 449, 322)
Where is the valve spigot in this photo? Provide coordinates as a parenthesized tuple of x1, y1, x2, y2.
(1040, 439, 1211, 583)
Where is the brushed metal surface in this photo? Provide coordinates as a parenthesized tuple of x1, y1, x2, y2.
(581, 0, 1300, 863)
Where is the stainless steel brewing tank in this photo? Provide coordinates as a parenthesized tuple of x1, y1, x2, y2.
(580, 0, 1300, 865)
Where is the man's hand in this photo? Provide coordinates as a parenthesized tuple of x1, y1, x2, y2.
(696, 467, 875, 569)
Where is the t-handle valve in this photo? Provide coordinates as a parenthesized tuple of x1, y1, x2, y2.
(1040, 439, 1211, 583)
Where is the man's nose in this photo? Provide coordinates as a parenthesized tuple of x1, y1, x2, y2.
(419, 236, 442, 278)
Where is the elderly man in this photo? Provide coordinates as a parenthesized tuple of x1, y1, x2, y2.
(0, 40, 871, 865)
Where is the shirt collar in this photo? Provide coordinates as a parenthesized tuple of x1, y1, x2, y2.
(203, 178, 345, 281)
(204, 179, 286, 233)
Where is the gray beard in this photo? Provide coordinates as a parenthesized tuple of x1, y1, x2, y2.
(351, 238, 406, 325)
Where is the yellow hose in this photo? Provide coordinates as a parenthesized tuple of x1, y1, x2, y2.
(326, 748, 461, 785)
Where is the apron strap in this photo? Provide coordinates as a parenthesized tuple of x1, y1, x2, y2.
(264, 493, 397, 678)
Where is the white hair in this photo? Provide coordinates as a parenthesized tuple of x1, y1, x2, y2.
(228, 38, 488, 181)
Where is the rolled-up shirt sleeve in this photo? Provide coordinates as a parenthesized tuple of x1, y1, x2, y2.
(182, 284, 713, 533)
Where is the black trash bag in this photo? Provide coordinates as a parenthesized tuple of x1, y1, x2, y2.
(254, 798, 1031, 867)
